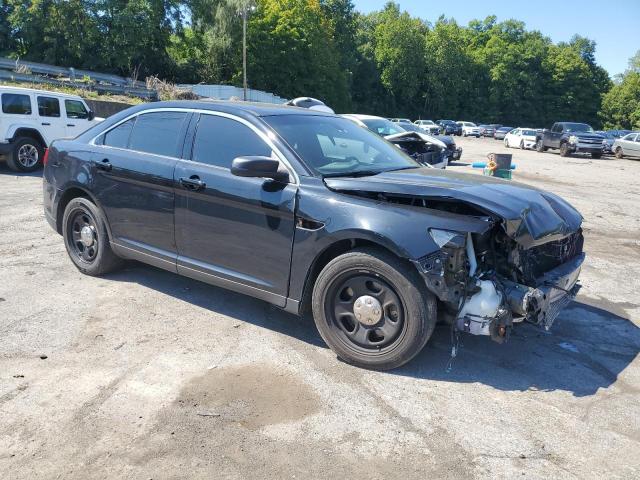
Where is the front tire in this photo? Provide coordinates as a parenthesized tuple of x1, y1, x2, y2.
(559, 142, 570, 157)
(6, 137, 44, 172)
(312, 248, 437, 370)
(519, 140, 525, 149)
(615, 147, 624, 159)
(62, 197, 123, 276)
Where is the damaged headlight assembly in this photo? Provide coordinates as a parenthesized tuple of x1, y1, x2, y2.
(422, 229, 513, 343)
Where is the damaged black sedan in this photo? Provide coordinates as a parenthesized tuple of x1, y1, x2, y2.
(43, 101, 584, 370)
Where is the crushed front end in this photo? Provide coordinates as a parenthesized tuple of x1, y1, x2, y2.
(414, 224, 584, 342)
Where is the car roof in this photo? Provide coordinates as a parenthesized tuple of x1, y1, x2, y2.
(0, 85, 83, 99)
(129, 100, 336, 118)
(342, 114, 387, 121)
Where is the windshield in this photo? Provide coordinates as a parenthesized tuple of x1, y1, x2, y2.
(418, 120, 435, 125)
(360, 118, 406, 136)
(522, 129, 537, 136)
(564, 123, 593, 133)
(265, 115, 420, 177)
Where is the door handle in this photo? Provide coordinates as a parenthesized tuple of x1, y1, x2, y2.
(41, 122, 51, 126)
(96, 158, 112, 172)
(179, 175, 206, 191)
(67, 124, 76, 127)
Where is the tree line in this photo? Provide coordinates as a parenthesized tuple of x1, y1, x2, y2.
(1, 1, 638, 129)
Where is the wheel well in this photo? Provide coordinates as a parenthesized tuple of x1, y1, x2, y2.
(298, 239, 414, 315)
(56, 187, 91, 234)
(12, 128, 46, 148)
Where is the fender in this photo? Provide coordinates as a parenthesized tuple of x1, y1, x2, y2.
(6, 124, 49, 146)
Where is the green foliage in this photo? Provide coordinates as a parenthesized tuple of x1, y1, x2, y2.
(600, 68, 640, 130)
(0, 0, 627, 126)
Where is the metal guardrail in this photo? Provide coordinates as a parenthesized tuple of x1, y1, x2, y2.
(0, 57, 157, 99)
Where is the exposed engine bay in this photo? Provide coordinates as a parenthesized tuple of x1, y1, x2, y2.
(384, 131, 449, 169)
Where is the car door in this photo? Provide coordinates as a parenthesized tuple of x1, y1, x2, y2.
(549, 123, 563, 148)
(92, 110, 191, 269)
(174, 112, 297, 306)
(36, 95, 66, 143)
(63, 99, 93, 137)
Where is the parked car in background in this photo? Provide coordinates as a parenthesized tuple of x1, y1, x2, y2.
(0, 86, 100, 171)
(414, 119, 441, 135)
(478, 125, 499, 137)
(436, 120, 462, 136)
(44, 100, 586, 370)
(504, 128, 538, 149)
(536, 122, 605, 158)
(458, 121, 481, 137)
(435, 134, 462, 161)
(494, 126, 513, 140)
(608, 129, 631, 138)
(612, 132, 640, 159)
(595, 131, 616, 154)
(342, 114, 448, 169)
(391, 118, 412, 125)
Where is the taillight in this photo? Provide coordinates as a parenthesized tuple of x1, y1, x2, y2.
(43, 148, 49, 166)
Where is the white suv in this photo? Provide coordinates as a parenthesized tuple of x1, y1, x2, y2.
(0, 86, 99, 171)
(457, 121, 481, 138)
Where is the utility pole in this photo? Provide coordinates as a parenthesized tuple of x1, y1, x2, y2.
(242, 6, 247, 101)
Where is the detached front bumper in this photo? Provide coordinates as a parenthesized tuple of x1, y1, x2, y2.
(451, 147, 462, 160)
(502, 253, 584, 330)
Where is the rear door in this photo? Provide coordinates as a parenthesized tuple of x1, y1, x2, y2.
(36, 95, 66, 143)
(93, 110, 191, 269)
(174, 112, 297, 305)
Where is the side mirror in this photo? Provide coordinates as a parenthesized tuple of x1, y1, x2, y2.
(231, 156, 289, 182)
(87, 110, 95, 121)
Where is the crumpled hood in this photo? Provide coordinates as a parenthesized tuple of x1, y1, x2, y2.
(385, 131, 448, 150)
(324, 167, 583, 248)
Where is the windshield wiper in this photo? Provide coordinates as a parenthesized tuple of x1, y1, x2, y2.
(322, 170, 384, 178)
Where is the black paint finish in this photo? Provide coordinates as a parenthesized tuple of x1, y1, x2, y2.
(43, 100, 584, 316)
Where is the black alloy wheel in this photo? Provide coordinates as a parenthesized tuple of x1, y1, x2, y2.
(62, 197, 123, 276)
(312, 248, 437, 370)
(67, 208, 100, 264)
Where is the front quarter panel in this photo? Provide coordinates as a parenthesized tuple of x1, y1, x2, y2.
(288, 177, 492, 302)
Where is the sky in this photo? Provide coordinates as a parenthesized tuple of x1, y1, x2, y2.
(352, 0, 640, 77)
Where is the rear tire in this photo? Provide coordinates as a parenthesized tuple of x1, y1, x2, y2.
(615, 147, 624, 159)
(312, 247, 437, 370)
(62, 197, 123, 276)
(6, 137, 44, 172)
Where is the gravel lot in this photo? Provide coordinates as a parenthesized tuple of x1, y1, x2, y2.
(1, 137, 639, 479)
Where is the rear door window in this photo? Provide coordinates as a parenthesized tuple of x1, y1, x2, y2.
(37, 96, 61, 117)
(2, 93, 32, 115)
(191, 114, 272, 168)
(128, 112, 188, 157)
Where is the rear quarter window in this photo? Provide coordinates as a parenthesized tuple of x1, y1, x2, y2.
(2, 93, 32, 115)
